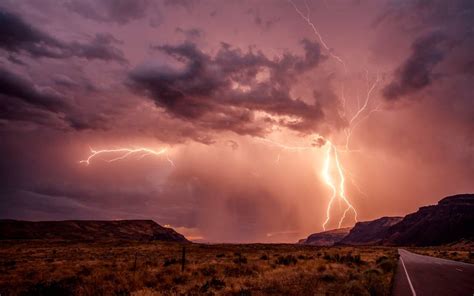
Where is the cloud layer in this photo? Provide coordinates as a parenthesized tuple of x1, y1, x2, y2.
(0, 0, 472, 242)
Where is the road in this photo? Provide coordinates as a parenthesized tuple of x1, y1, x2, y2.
(393, 249, 474, 296)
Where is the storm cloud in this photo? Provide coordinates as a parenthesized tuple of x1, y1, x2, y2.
(0, 9, 127, 63)
(130, 40, 330, 136)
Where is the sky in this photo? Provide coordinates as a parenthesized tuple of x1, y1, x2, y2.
(0, 0, 473, 243)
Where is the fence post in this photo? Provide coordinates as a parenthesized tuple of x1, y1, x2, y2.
(133, 252, 138, 273)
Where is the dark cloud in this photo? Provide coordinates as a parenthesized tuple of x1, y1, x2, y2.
(65, 0, 150, 25)
(381, 0, 474, 101)
(69, 33, 127, 63)
(0, 67, 105, 130)
(131, 40, 329, 137)
(383, 32, 447, 100)
(0, 9, 127, 63)
(0, 68, 69, 112)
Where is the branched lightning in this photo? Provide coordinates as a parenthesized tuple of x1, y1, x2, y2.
(79, 147, 172, 166)
(289, 0, 384, 229)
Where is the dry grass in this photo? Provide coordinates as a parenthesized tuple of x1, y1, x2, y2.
(0, 241, 398, 295)
(409, 246, 474, 264)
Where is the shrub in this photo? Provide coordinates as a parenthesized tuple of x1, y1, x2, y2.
(276, 255, 297, 266)
(297, 254, 312, 260)
(260, 254, 269, 260)
(376, 256, 388, 264)
(200, 266, 217, 276)
(317, 264, 327, 272)
(378, 260, 395, 273)
(172, 275, 187, 285)
(344, 280, 367, 296)
(200, 278, 225, 292)
(163, 258, 178, 267)
(233, 254, 248, 264)
(22, 277, 81, 296)
(353, 254, 362, 264)
(319, 273, 337, 282)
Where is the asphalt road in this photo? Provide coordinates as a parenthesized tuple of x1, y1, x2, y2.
(393, 249, 474, 296)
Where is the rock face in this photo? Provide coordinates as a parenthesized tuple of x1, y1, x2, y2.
(338, 216, 403, 245)
(383, 194, 474, 246)
(0, 219, 189, 242)
(300, 194, 474, 247)
(299, 227, 351, 246)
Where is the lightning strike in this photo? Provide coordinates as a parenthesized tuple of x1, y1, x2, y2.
(333, 144, 357, 228)
(288, 0, 386, 229)
(79, 147, 171, 166)
(321, 142, 337, 230)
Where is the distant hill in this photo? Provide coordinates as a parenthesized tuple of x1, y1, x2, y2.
(338, 216, 403, 245)
(382, 194, 474, 246)
(301, 194, 474, 247)
(299, 227, 350, 246)
(0, 219, 189, 242)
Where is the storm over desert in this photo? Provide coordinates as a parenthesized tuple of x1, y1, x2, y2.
(0, 0, 473, 244)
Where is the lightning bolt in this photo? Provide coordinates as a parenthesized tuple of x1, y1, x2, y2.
(79, 147, 172, 166)
(288, 0, 347, 71)
(321, 142, 336, 230)
(333, 143, 357, 228)
(288, 0, 384, 229)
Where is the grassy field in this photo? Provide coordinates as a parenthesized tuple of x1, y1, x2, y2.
(0, 241, 398, 296)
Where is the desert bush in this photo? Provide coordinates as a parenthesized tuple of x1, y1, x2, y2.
(233, 254, 247, 264)
(343, 280, 368, 296)
(163, 258, 178, 267)
(260, 254, 269, 260)
(353, 254, 362, 264)
(377, 259, 395, 273)
(297, 254, 312, 260)
(276, 255, 297, 266)
(200, 266, 217, 276)
(200, 277, 225, 292)
(365, 274, 387, 296)
(172, 275, 187, 285)
(21, 277, 80, 296)
(319, 273, 337, 282)
(376, 256, 388, 264)
(317, 264, 327, 272)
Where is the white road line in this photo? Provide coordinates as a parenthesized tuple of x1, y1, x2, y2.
(456, 268, 463, 272)
(400, 251, 417, 296)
